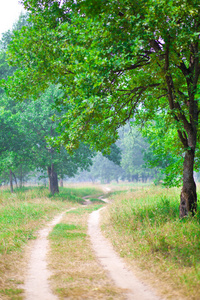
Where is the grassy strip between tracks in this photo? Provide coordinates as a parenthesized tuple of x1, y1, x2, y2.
(0, 184, 102, 300)
(101, 185, 200, 300)
(48, 203, 126, 300)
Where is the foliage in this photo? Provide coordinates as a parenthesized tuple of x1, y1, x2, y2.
(0, 93, 35, 185)
(18, 84, 93, 180)
(3, 1, 199, 170)
(0, 29, 93, 187)
(2, 0, 200, 214)
(140, 114, 184, 186)
(0, 15, 34, 186)
(102, 143, 121, 166)
(5, 0, 200, 151)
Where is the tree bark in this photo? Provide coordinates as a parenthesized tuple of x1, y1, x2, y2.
(47, 164, 59, 195)
(59, 178, 63, 187)
(9, 169, 13, 193)
(12, 172, 18, 188)
(20, 165, 23, 188)
(180, 150, 197, 217)
(163, 37, 199, 217)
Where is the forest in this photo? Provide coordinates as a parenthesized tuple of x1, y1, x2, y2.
(0, 14, 173, 194)
(0, 1, 200, 299)
(1, 0, 200, 216)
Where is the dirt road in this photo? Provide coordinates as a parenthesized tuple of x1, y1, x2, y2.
(23, 206, 162, 300)
(88, 208, 163, 300)
(24, 209, 75, 300)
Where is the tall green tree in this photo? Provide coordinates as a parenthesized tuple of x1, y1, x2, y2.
(5, 0, 200, 216)
(0, 94, 35, 191)
(0, 16, 33, 191)
(19, 84, 93, 194)
(0, 19, 93, 193)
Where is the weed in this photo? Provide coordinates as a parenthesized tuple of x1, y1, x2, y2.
(50, 223, 86, 240)
(52, 186, 103, 203)
(0, 288, 23, 295)
(66, 204, 103, 215)
(103, 185, 200, 299)
(53, 223, 80, 231)
(89, 198, 105, 203)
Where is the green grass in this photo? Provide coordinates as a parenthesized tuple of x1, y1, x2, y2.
(89, 198, 105, 203)
(0, 196, 65, 254)
(0, 288, 24, 295)
(50, 203, 104, 242)
(52, 186, 103, 203)
(0, 186, 103, 255)
(66, 204, 103, 215)
(0, 184, 103, 300)
(53, 223, 80, 231)
(109, 191, 200, 264)
(0, 186, 48, 203)
(104, 185, 200, 299)
(50, 223, 87, 240)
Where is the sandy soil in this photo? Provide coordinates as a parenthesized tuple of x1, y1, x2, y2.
(24, 209, 75, 300)
(23, 198, 162, 300)
(88, 208, 163, 300)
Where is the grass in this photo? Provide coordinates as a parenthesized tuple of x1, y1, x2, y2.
(0, 185, 102, 300)
(101, 185, 200, 300)
(5, 182, 198, 299)
(52, 185, 103, 204)
(89, 197, 105, 203)
(66, 204, 103, 214)
(0, 188, 71, 255)
(48, 204, 126, 299)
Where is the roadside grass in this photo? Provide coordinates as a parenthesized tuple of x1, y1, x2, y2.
(89, 198, 105, 203)
(101, 185, 200, 300)
(49, 204, 127, 300)
(0, 185, 103, 300)
(52, 185, 103, 204)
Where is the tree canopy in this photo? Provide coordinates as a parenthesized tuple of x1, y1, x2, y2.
(3, 0, 200, 215)
(0, 16, 95, 193)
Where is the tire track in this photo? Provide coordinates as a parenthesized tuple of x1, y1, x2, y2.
(24, 208, 75, 300)
(88, 208, 163, 300)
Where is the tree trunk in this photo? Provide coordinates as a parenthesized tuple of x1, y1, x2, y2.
(9, 169, 13, 193)
(180, 150, 197, 217)
(47, 164, 59, 195)
(12, 172, 18, 188)
(20, 165, 23, 188)
(59, 178, 63, 187)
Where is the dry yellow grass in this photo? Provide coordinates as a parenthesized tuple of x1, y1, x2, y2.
(0, 188, 73, 300)
(48, 205, 127, 299)
(100, 185, 200, 300)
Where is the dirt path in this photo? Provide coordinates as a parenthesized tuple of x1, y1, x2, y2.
(24, 209, 75, 300)
(88, 208, 163, 300)
(23, 196, 162, 300)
